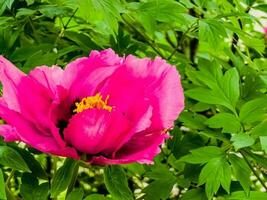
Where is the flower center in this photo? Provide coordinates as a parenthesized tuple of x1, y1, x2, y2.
(73, 93, 112, 113)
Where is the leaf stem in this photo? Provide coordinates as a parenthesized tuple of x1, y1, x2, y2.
(5, 170, 19, 200)
(240, 151, 267, 191)
(5, 169, 14, 187)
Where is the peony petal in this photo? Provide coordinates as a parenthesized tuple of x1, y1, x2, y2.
(101, 55, 184, 131)
(0, 100, 79, 159)
(0, 124, 20, 142)
(29, 65, 64, 98)
(64, 109, 130, 155)
(89, 131, 166, 165)
(0, 56, 25, 111)
(16, 76, 67, 147)
(62, 49, 122, 101)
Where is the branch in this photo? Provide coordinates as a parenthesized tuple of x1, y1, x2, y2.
(240, 151, 267, 191)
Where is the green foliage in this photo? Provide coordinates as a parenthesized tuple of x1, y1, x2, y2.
(104, 166, 133, 200)
(0, 146, 30, 172)
(0, 0, 266, 199)
(51, 158, 78, 197)
(0, 169, 6, 200)
(20, 173, 49, 200)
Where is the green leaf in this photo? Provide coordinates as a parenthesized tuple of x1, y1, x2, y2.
(77, 0, 122, 35)
(38, 5, 69, 18)
(0, 0, 14, 15)
(185, 87, 234, 112)
(84, 194, 110, 200)
(12, 146, 47, 179)
(205, 113, 241, 133)
(253, 4, 267, 12)
(143, 178, 176, 200)
(229, 154, 251, 194)
(179, 112, 207, 130)
(0, 169, 6, 200)
(249, 121, 267, 137)
(66, 188, 84, 200)
(51, 158, 78, 198)
(104, 166, 133, 200)
(143, 164, 177, 200)
(180, 146, 224, 164)
(20, 173, 49, 200)
(231, 133, 255, 150)
(220, 68, 240, 108)
(0, 146, 30, 172)
(64, 31, 101, 52)
(260, 136, 267, 153)
(134, 0, 186, 23)
(181, 188, 207, 200)
(186, 67, 239, 114)
(224, 191, 267, 200)
(25, 0, 34, 6)
(239, 97, 267, 123)
(199, 19, 227, 49)
(199, 157, 231, 199)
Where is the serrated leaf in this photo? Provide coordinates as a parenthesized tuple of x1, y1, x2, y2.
(199, 157, 231, 199)
(0, 169, 6, 200)
(51, 158, 78, 198)
(231, 133, 255, 150)
(0, 146, 30, 172)
(77, 0, 122, 35)
(186, 67, 239, 114)
(199, 19, 227, 49)
(239, 97, 267, 123)
(229, 154, 251, 194)
(180, 146, 224, 164)
(205, 113, 241, 133)
(185, 87, 234, 112)
(104, 166, 133, 200)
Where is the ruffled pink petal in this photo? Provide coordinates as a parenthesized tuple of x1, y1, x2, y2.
(64, 109, 130, 155)
(97, 55, 183, 155)
(0, 56, 25, 111)
(62, 49, 122, 101)
(29, 65, 64, 98)
(15, 76, 67, 147)
(124, 56, 184, 130)
(0, 124, 19, 142)
(89, 131, 167, 165)
(0, 100, 78, 159)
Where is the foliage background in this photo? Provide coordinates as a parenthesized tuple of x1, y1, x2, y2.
(0, 0, 267, 199)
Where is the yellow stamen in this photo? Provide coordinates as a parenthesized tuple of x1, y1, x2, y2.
(73, 93, 112, 113)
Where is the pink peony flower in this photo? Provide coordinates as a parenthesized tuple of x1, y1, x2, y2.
(0, 49, 184, 164)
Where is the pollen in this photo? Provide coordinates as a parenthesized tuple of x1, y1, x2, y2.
(73, 93, 112, 113)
